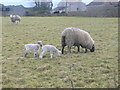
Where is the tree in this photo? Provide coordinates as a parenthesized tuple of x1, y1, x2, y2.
(33, 0, 53, 15)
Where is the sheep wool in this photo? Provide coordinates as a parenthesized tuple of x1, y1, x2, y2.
(39, 45, 61, 59)
(24, 41, 42, 57)
(61, 27, 95, 54)
(10, 15, 21, 24)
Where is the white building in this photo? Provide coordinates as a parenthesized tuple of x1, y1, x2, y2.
(52, 0, 87, 13)
(0, 4, 29, 16)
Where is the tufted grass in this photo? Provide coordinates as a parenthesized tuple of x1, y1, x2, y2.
(2, 17, 118, 88)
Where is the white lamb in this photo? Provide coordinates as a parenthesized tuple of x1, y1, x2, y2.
(24, 41, 42, 57)
(39, 45, 61, 59)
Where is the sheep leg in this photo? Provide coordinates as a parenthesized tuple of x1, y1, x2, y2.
(24, 50, 28, 57)
(67, 46, 71, 53)
(39, 50, 46, 59)
(34, 52, 38, 57)
(62, 46, 65, 54)
(50, 54, 53, 58)
(50, 51, 54, 58)
(77, 46, 80, 52)
(85, 48, 87, 53)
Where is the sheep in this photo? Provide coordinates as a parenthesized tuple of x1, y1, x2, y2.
(61, 27, 95, 54)
(10, 14, 21, 24)
(39, 45, 61, 59)
(24, 41, 42, 57)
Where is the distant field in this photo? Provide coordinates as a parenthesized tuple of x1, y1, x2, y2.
(2, 17, 118, 88)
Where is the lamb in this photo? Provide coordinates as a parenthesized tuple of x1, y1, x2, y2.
(61, 27, 95, 54)
(39, 45, 61, 59)
(10, 14, 21, 24)
(24, 41, 42, 57)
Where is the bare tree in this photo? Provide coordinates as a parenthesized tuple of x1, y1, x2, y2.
(33, 0, 53, 14)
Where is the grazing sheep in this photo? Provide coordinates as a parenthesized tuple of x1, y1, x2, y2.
(61, 27, 95, 54)
(39, 45, 61, 59)
(24, 41, 42, 57)
(10, 14, 21, 24)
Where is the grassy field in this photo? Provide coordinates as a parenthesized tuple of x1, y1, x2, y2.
(2, 17, 118, 88)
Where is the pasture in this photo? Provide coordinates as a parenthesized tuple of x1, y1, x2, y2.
(2, 17, 118, 88)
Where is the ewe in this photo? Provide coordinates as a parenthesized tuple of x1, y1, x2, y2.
(61, 27, 95, 54)
(10, 14, 21, 24)
(39, 45, 61, 59)
(24, 41, 42, 57)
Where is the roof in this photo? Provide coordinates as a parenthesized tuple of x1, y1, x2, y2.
(52, 6, 66, 11)
(0, 3, 4, 7)
(87, 1, 119, 6)
(87, 2, 104, 6)
(7, 5, 25, 8)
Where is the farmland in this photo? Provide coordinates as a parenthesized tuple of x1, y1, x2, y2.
(1, 17, 118, 88)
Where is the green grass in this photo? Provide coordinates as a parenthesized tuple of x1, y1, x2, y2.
(2, 17, 118, 88)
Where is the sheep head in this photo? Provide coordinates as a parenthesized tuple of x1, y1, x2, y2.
(90, 44, 95, 52)
(38, 41, 42, 47)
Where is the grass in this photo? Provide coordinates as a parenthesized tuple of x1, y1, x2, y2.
(2, 17, 118, 88)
